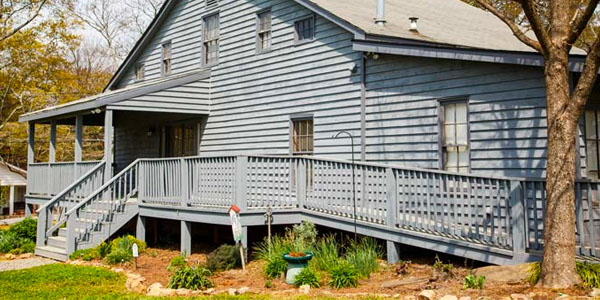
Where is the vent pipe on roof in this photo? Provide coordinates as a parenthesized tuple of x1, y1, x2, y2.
(375, 0, 386, 26)
(409, 17, 419, 32)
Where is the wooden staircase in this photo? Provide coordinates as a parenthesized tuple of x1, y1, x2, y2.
(35, 160, 140, 261)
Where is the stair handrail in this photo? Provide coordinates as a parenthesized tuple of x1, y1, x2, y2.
(36, 160, 106, 248)
(63, 159, 141, 253)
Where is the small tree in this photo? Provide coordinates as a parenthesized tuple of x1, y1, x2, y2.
(472, 0, 600, 288)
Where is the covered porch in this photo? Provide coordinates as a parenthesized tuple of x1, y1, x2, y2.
(19, 70, 210, 211)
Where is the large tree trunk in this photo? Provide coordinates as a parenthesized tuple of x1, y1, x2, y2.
(540, 53, 580, 288)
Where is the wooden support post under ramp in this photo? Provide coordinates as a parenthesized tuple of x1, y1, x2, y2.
(387, 241, 400, 264)
(181, 220, 192, 256)
(136, 215, 146, 243)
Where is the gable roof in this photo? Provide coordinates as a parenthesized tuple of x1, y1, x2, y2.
(105, 0, 584, 91)
(0, 162, 26, 186)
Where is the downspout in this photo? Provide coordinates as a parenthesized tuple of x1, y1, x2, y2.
(360, 54, 367, 161)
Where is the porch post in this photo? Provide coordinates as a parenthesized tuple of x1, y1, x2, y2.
(136, 216, 146, 242)
(27, 122, 35, 164)
(75, 115, 83, 162)
(181, 220, 192, 256)
(49, 120, 56, 163)
(8, 185, 15, 216)
(386, 240, 401, 264)
(104, 110, 113, 182)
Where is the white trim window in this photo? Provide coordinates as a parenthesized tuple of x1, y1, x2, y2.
(441, 101, 470, 173)
(256, 10, 272, 52)
(203, 14, 220, 66)
(294, 16, 315, 43)
(161, 42, 172, 75)
(135, 64, 145, 81)
(585, 109, 600, 179)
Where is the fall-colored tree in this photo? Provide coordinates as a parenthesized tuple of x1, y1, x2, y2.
(472, 0, 600, 288)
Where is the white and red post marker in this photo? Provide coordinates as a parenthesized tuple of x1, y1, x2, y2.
(228, 205, 245, 271)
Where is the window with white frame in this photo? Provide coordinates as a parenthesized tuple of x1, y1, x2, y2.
(585, 109, 600, 179)
(440, 100, 470, 173)
(135, 64, 145, 81)
(203, 14, 220, 66)
(256, 10, 271, 52)
(162, 42, 172, 75)
(294, 16, 314, 43)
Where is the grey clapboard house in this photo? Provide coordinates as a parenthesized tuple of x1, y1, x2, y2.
(18, 0, 600, 263)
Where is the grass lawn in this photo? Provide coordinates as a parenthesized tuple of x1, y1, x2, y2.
(0, 264, 363, 300)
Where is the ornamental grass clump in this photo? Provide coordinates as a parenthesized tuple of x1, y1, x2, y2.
(329, 260, 359, 289)
(254, 235, 293, 279)
(167, 254, 187, 272)
(168, 266, 214, 290)
(311, 235, 340, 272)
(294, 267, 320, 288)
(104, 235, 146, 265)
(345, 237, 382, 278)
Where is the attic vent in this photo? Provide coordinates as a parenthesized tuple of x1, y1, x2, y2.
(206, 0, 218, 8)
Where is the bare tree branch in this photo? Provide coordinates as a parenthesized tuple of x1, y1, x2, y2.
(0, 0, 48, 42)
(568, 0, 600, 47)
(520, 0, 552, 53)
(472, 0, 543, 53)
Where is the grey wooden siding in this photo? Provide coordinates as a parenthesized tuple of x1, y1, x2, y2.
(199, 0, 363, 158)
(109, 80, 210, 114)
(118, 0, 207, 87)
(114, 113, 161, 171)
(365, 55, 549, 178)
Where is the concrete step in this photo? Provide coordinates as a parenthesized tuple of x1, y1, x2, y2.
(35, 246, 68, 262)
(47, 236, 66, 249)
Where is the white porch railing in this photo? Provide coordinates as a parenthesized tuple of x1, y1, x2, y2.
(27, 161, 102, 197)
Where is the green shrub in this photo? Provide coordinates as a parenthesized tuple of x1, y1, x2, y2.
(110, 235, 146, 254)
(329, 261, 358, 289)
(295, 267, 320, 288)
(264, 280, 273, 289)
(577, 261, 600, 288)
(97, 241, 112, 258)
(0, 231, 22, 253)
(104, 248, 132, 265)
(206, 244, 241, 272)
(168, 254, 187, 272)
(265, 257, 287, 279)
(168, 266, 214, 290)
(463, 274, 486, 289)
(290, 221, 317, 251)
(311, 235, 340, 272)
(8, 218, 37, 241)
(345, 237, 381, 278)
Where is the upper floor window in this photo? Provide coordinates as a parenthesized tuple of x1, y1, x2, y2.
(294, 16, 315, 44)
(256, 10, 272, 53)
(585, 110, 600, 179)
(292, 118, 314, 155)
(203, 14, 220, 66)
(440, 99, 470, 173)
(135, 64, 145, 81)
(162, 42, 172, 75)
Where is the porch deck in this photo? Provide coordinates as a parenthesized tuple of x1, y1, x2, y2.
(29, 155, 600, 264)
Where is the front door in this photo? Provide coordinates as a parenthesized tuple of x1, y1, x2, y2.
(161, 122, 198, 157)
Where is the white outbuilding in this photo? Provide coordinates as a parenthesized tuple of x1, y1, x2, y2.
(0, 162, 27, 216)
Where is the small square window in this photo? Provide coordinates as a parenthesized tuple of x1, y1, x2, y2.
(135, 64, 145, 81)
(294, 16, 315, 44)
(203, 14, 220, 66)
(162, 42, 172, 75)
(256, 10, 272, 52)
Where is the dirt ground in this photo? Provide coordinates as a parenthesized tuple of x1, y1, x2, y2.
(114, 247, 590, 299)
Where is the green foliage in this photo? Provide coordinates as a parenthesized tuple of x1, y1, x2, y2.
(433, 255, 455, 278)
(7, 218, 36, 241)
(264, 279, 273, 289)
(329, 261, 359, 289)
(289, 221, 318, 251)
(206, 244, 242, 272)
(104, 248, 132, 265)
(295, 267, 320, 288)
(69, 248, 100, 261)
(463, 274, 486, 289)
(167, 254, 187, 272)
(254, 235, 293, 278)
(577, 261, 600, 289)
(168, 266, 214, 291)
(97, 241, 112, 258)
(345, 237, 381, 278)
(110, 235, 146, 254)
(0, 231, 20, 253)
(526, 262, 541, 285)
(311, 235, 340, 272)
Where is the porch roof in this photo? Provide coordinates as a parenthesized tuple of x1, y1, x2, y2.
(19, 70, 210, 124)
(0, 162, 26, 186)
